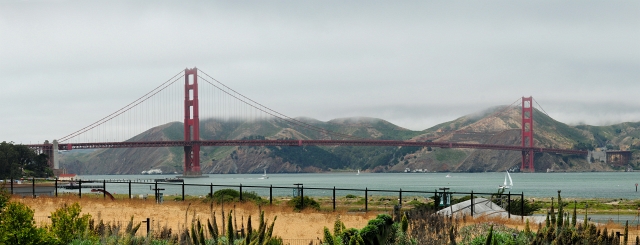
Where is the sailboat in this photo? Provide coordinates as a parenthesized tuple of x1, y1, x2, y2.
(260, 168, 269, 179)
(499, 171, 513, 189)
(357, 169, 360, 175)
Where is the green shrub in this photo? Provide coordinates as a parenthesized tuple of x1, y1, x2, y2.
(360, 214, 394, 245)
(460, 223, 535, 245)
(506, 198, 542, 216)
(345, 194, 357, 199)
(207, 188, 266, 204)
(287, 196, 320, 211)
(407, 199, 423, 206)
(49, 202, 92, 244)
(0, 201, 54, 245)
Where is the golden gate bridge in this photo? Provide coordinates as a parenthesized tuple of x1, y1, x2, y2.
(26, 68, 587, 175)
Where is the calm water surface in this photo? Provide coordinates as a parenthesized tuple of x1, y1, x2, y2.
(72, 172, 640, 199)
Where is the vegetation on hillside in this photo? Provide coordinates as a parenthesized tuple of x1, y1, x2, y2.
(58, 105, 640, 174)
(267, 144, 345, 170)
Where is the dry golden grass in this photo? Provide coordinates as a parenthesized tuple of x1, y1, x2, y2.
(16, 194, 640, 240)
(17, 194, 379, 240)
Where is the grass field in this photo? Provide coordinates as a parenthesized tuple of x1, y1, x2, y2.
(15, 193, 640, 240)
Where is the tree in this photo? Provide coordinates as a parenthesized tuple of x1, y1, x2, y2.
(0, 142, 52, 179)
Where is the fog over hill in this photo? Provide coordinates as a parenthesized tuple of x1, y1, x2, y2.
(59, 106, 640, 175)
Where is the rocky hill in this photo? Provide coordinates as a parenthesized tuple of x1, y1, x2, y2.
(59, 106, 640, 174)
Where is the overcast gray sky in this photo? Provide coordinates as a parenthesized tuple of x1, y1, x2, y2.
(1, 1, 639, 144)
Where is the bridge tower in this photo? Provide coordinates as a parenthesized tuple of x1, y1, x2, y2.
(521, 96, 534, 172)
(183, 68, 202, 176)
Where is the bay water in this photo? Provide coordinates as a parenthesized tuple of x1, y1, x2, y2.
(72, 172, 640, 200)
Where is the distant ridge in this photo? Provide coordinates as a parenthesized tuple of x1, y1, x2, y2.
(59, 106, 640, 174)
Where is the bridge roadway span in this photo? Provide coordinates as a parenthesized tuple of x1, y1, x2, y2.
(36, 140, 586, 155)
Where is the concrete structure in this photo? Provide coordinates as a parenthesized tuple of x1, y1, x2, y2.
(606, 151, 632, 165)
(588, 151, 607, 163)
(588, 150, 632, 165)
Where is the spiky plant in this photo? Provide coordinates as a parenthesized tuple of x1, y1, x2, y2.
(208, 217, 218, 240)
(401, 213, 408, 233)
(198, 220, 205, 245)
(190, 222, 199, 245)
(484, 225, 493, 245)
(233, 205, 238, 237)
(545, 212, 550, 228)
(266, 216, 277, 238)
(324, 227, 335, 245)
(556, 191, 563, 228)
(240, 215, 245, 239)
(572, 200, 577, 227)
(257, 211, 266, 244)
(550, 198, 556, 227)
(226, 210, 234, 244)
(334, 216, 345, 237)
(245, 214, 253, 245)
(625, 221, 629, 245)
(583, 203, 589, 229)
(449, 225, 456, 245)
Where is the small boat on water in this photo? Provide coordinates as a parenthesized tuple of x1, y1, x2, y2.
(445, 174, 451, 178)
(357, 169, 360, 175)
(260, 168, 269, 179)
(498, 171, 513, 189)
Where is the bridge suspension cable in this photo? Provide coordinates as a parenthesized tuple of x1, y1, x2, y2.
(197, 69, 364, 140)
(58, 71, 185, 143)
(532, 97, 551, 118)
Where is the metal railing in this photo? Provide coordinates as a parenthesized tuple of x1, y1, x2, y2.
(4, 177, 526, 218)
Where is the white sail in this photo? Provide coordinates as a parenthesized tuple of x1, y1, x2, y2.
(499, 171, 513, 189)
(260, 168, 269, 179)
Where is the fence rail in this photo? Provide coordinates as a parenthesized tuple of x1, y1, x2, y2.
(4, 177, 526, 218)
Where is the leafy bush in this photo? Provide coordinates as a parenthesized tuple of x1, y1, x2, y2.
(207, 188, 266, 204)
(0, 201, 53, 244)
(506, 198, 542, 216)
(49, 202, 92, 244)
(287, 196, 320, 211)
(460, 223, 534, 245)
(345, 194, 357, 199)
(407, 199, 424, 207)
(360, 214, 395, 245)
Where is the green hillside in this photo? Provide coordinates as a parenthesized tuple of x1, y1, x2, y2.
(58, 107, 640, 174)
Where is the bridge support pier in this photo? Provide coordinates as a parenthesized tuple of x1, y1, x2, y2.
(181, 68, 206, 177)
(521, 97, 535, 172)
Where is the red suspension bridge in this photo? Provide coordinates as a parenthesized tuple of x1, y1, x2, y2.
(27, 68, 586, 175)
